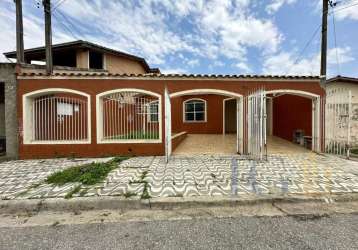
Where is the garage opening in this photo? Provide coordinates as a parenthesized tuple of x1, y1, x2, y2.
(0, 82, 5, 155)
(168, 90, 243, 156)
(266, 93, 313, 154)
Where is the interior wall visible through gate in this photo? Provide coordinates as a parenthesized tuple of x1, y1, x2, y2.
(272, 94, 312, 142)
(171, 94, 226, 134)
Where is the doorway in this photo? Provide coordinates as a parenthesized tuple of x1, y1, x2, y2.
(224, 98, 237, 134)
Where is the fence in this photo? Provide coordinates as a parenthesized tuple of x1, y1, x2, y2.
(32, 95, 88, 142)
(325, 89, 352, 157)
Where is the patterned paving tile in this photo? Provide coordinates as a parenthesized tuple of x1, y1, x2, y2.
(1, 154, 358, 200)
(0, 158, 111, 199)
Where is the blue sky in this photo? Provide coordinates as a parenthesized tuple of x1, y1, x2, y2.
(0, 0, 357, 77)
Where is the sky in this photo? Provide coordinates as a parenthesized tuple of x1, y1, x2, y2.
(0, 0, 357, 77)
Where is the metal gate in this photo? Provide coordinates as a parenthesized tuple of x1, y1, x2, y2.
(325, 89, 352, 157)
(165, 87, 172, 162)
(247, 88, 267, 160)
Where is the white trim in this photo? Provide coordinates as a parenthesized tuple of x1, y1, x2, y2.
(183, 98, 207, 123)
(18, 76, 320, 83)
(171, 131, 187, 140)
(147, 100, 159, 123)
(22, 88, 91, 145)
(171, 89, 243, 98)
(265, 89, 320, 99)
(96, 88, 162, 144)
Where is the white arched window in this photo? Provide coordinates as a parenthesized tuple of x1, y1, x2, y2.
(22, 88, 91, 144)
(183, 99, 206, 122)
(96, 89, 162, 143)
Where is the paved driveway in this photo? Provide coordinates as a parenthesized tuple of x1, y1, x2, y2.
(0, 154, 358, 200)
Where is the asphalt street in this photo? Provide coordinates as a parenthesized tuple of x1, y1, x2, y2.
(0, 213, 357, 250)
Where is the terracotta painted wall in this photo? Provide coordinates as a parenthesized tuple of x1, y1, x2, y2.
(273, 94, 312, 141)
(17, 79, 166, 159)
(171, 94, 226, 134)
(17, 76, 324, 158)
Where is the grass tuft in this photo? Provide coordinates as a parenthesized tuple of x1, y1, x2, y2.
(64, 185, 81, 199)
(47, 157, 129, 186)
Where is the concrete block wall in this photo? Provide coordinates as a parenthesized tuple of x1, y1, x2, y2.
(0, 63, 18, 158)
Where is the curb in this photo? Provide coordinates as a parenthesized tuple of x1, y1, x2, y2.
(1, 193, 358, 214)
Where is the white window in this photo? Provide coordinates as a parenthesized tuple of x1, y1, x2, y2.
(148, 101, 159, 122)
(184, 99, 206, 122)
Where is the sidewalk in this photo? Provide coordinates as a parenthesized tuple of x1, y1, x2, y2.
(0, 153, 358, 213)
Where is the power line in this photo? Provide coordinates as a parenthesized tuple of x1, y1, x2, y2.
(52, 11, 79, 40)
(328, 0, 358, 14)
(55, 8, 84, 39)
(285, 24, 322, 75)
(331, 6, 341, 75)
(52, 0, 67, 12)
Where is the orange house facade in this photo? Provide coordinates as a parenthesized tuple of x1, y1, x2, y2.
(17, 71, 324, 160)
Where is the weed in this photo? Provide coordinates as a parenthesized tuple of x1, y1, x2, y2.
(79, 189, 88, 197)
(64, 185, 81, 199)
(51, 221, 60, 227)
(141, 183, 151, 199)
(124, 192, 137, 198)
(46, 157, 128, 186)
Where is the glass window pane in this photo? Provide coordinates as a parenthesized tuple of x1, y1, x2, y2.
(195, 112, 205, 121)
(185, 112, 194, 121)
(185, 103, 194, 112)
(151, 114, 158, 122)
(150, 103, 158, 113)
(194, 102, 205, 112)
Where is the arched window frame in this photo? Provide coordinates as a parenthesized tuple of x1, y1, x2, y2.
(183, 98, 207, 123)
(96, 88, 162, 144)
(22, 88, 91, 145)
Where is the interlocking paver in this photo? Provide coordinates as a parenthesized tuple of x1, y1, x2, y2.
(0, 154, 358, 200)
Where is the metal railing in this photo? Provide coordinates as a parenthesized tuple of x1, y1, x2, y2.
(32, 95, 88, 142)
(101, 92, 160, 141)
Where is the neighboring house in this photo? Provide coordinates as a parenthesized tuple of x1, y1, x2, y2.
(1, 40, 325, 160)
(4, 40, 160, 74)
(326, 76, 358, 148)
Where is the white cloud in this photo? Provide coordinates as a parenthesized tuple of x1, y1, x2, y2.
(234, 62, 252, 73)
(262, 46, 354, 76)
(187, 59, 200, 67)
(266, 0, 297, 14)
(54, 0, 283, 65)
(335, 4, 358, 21)
(160, 67, 188, 74)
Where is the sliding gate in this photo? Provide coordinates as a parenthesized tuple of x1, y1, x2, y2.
(247, 88, 267, 160)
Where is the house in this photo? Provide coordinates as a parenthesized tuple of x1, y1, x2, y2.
(1, 41, 325, 160)
(4, 40, 160, 74)
(326, 76, 358, 150)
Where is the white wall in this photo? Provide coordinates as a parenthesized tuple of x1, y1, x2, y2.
(327, 82, 358, 146)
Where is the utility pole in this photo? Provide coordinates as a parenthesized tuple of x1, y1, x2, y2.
(14, 0, 24, 63)
(43, 0, 53, 75)
(320, 0, 329, 88)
